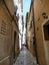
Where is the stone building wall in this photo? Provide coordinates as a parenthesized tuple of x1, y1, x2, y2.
(0, 0, 20, 65)
(26, 12, 28, 48)
(4, 0, 14, 15)
(26, 2, 35, 56)
(34, 0, 49, 65)
(0, 1, 12, 65)
(11, 20, 20, 63)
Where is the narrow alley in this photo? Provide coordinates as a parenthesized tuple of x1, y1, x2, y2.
(13, 46, 37, 65)
(0, 0, 49, 65)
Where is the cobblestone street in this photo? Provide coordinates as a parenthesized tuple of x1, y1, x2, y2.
(13, 46, 37, 65)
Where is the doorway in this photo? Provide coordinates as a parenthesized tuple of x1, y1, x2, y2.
(13, 31, 16, 63)
(42, 19, 49, 65)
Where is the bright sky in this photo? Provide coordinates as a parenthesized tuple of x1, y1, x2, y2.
(13, 0, 31, 29)
(13, 0, 31, 44)
(23, 0, 31, 43)
(23, 0, 31, 24)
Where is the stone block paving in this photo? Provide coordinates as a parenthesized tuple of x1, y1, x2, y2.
(13, 46, 37, 65)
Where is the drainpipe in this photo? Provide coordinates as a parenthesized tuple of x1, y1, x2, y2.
(32, 0, 39, 64)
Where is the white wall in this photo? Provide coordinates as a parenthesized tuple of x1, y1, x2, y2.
(13, 0, 23, 50)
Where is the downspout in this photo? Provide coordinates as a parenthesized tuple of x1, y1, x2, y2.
(33, 0, 39, 64)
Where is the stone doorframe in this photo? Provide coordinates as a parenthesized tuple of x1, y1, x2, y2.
(41, 16, 49, 65)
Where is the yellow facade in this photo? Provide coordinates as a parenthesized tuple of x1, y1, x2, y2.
(0, 0, 20, 65)
(0, 2, 12, 65)
(34, 0, 49, 65)
(26, 2, 35, 56)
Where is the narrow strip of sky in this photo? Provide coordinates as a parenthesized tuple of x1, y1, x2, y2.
(23, 0, 31, 42)
(23, 0, 31, 24)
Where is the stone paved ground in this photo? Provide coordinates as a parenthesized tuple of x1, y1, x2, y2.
(13, 46, 37, 65)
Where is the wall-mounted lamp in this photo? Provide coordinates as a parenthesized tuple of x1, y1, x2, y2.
(42, 12, 48, 19)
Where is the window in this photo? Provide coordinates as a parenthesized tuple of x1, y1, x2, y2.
(43, 20, 49, 40)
